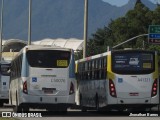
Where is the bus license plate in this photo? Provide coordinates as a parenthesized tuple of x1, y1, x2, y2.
(42, 88, 55, 94)
(44, 90, 53, 94)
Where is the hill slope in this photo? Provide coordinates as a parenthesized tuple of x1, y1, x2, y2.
(1, 0, 156, 40)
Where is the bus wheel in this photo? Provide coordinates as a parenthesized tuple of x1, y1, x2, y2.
(95, 94, 99, 111)
(0, 102, 3, 107)
(13, 104, 22, 113)
(80, 94, 87, 112)
(22, 106, 29, 112)
(13, 91, 22, 113)
(59, 107, 67, 114)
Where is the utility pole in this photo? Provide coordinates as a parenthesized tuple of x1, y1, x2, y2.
(83, 0, 88, 58)
(0, 0, 4, 61)
(28, 0, 32, 45)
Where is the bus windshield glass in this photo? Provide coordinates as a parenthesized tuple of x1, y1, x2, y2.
(26, 50, 71, 68)
(0, 64, 10, 76)
(112, 51, 155, 74)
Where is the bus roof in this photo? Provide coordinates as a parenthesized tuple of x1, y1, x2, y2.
(11, 45, 73, 61)
(24, 45, 73, 50)
(76, 49, 156, 63)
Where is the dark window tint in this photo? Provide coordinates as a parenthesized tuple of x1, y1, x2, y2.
(0, 64, 10, 76)
(77, 56, 107, 81)
(112, 51, 155, 74)
(26, 50, 71, 68)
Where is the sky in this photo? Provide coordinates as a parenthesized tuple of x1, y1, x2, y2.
(102, 0, 157, 7)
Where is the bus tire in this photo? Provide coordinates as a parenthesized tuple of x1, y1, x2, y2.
(22, 106, 29, 112)
(95, 94, 99, 111)
(60, 107, 67, 114)
(13, 104, 22, 113)
(0, 102, 3, 107)
(80, 94, 87, 112)
(13, 91, 22, 113)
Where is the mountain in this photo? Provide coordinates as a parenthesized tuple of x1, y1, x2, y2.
(0, 0, 157, 41)
(141, 0, 157, 10)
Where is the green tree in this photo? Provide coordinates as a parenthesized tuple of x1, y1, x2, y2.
(88, 0, 157, 55)
(114, 0, 151, 49)
(148, 5, 160, 53)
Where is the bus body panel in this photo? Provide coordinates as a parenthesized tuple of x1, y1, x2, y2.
(10, 45, 76, 111)
(20, 94, 75, 104)
(28, 68, 69, 95)
(115, 74, 152, 99)
(76, 50, 159, 111)
(0, 76, 9, 98)
(0, 62, 10, 105)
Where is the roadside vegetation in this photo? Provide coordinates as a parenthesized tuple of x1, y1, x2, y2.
(75, 0, 160, 60)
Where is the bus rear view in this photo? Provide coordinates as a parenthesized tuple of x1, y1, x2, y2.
(110, 50, 159, 110)
(10, 46, 76, 112)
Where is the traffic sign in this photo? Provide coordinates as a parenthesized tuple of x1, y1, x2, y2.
(148, 25, 160, 44)
(149, 25, 160, 33)
(148, 39, 160, 44)
(149, 34, 160, 39)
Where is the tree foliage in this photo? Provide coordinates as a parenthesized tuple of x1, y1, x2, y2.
(87, 0, 160, 57)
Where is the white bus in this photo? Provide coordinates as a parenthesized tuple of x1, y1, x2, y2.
(0, 61, 10, 107)
(75, 50, 159, 111)
(9, 45, 76, 112)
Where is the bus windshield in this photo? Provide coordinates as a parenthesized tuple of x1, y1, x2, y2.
(26, 50, 71, 68)
(0, 64, 10, 76)
(112, 51, 155, 74)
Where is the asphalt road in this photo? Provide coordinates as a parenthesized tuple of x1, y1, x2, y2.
(18, 117, 160, 120)
(0, 104, 159, 120)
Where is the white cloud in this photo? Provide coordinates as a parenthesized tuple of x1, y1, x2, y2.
(102, 0, 129, 7)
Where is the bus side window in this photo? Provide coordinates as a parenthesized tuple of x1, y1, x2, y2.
(87, 61, 90, 80)
(86, 62, 89, 80)
(95, 59, 99, 80)
(79, 63, 82, 80)
(82, 62, 85, 80)
(99, 58, 102, 79)
(92, 60, 95, 80)
(78, 63, 82, 80)
(94, 60, 97, 79)
(101, 58, 104, 78)
(104, 57, 107, 79)
(95, 59, 99, 79)
(82, 62, 85, 72)
(85, 62, 88, 80)
(90, 61, 92, 79)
